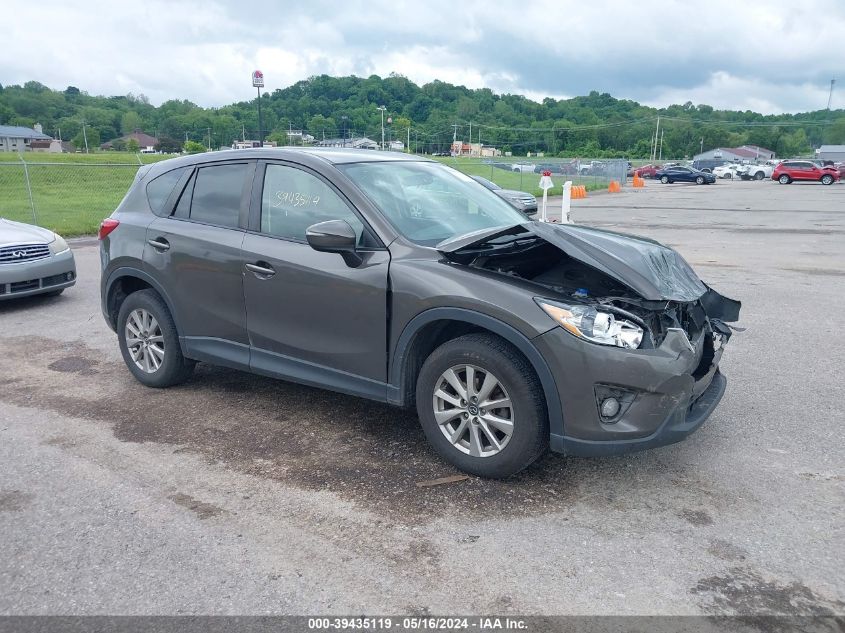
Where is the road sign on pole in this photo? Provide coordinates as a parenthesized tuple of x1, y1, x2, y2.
(253, 70, 264, 146)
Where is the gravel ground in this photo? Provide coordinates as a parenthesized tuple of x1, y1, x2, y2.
(0, 177, 843, 616)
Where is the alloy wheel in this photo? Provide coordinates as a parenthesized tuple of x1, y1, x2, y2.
(125, 308, 165, 373)
(432, 364, 514, 457)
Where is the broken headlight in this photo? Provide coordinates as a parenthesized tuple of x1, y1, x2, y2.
(536, 299, 644, 349)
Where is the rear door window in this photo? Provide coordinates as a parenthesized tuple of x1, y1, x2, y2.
(189, 163, 249, 228)
(146, 167, 187, 215)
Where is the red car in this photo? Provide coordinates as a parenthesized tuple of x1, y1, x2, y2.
(634, 164, 661, 178)
(772, 160, 839, 185)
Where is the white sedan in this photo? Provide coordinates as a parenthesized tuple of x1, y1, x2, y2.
(712, 164, 743, 179)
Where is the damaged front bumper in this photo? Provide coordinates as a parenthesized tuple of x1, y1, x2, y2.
(535, 322, 729, 457)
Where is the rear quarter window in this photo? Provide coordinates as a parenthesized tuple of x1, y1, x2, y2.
(146, 167, 187, 214)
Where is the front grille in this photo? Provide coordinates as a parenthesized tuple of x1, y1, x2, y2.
(0, 243, 50, 264)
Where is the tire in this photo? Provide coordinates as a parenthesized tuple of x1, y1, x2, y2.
(778, 174, 791, 184)
(117, 289, 195, 388)
(660, 175, 669, 184)
(415, 333, 548, 478)
(724, 173, 732, 179)
(695, 176, 705, 185)
(754, 171, 765, 180)
(821, 174, 834, 185)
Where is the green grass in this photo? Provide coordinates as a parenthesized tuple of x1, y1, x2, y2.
(0, 152, 180, 235)
(0, 152, 614, 237)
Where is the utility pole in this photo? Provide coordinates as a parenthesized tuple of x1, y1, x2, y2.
(341, 116, 347, 147)
(376, 105, 386, 150)
(469, 121, 472, 154)
(207, 127, 211, 151)
(828, 79, 836, 110)
(407, 126, 410, 154)
(700, 137, 704, 156)
(651, 116, 660, 162)
(659, 129, 664, 161)
(81, 119, 89, 153)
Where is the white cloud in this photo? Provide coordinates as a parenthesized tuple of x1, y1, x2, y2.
(2, 0, 843, 113)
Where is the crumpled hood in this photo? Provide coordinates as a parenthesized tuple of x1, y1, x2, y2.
(0, 218, 56, 247)
(529, 223, 707, 302)
(439, 222, 708, 302)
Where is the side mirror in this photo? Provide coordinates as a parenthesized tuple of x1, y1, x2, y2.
(306, 219, 362, 267)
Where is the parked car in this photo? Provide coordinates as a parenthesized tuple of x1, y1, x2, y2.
(712, 163, 742, 179)
(654, 166, 716, 185)
(737, 164, 774, 181)
(0, 219, 76, 300)
(835, 162, 845, 179)
(579, 160, 606, 176)
(511, 163, 536, 173)
(99, 148, 741, 478)
(691, 159, 728, 173)
(772, 160, 840, 185)
(634, 164, 661, 178)
(470, 176, 538, 216)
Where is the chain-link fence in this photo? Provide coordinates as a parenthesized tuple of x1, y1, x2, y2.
(439, 157, 629, 196)
(0, 153, 630, 237)
(0, 159, 145, 235)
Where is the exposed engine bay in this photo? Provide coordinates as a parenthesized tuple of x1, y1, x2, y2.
(439, 225, 742, 352)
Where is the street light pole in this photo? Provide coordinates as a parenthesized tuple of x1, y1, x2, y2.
(376, 105, 386, 150)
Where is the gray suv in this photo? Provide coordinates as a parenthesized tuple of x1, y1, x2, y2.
(100, 149, 741, 478)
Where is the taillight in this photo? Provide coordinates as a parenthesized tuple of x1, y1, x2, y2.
(98, 218, 120, 240)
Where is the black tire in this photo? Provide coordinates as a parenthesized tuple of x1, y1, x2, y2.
(660, 175, 669, 184)
(695, 176, 705, 185)
(821, 174, 834, 185)
(415, 333, 548, 478)
(778, 174, 791, 184)
(117, 289, 195, 388)
(724, 173, 732, 179)
(754, 171, 765, 180)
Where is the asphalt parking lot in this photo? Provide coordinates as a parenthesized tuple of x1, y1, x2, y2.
(1, 178, 843, 616)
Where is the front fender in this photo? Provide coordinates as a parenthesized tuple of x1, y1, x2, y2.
(389, 307, 565, 450)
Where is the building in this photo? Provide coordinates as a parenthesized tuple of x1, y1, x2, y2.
(693, 145, 776, 162)
(30, 139, 74, 153)
(100, 128, 158, 151)
(815, 145, 845, 162)
(314, 137, 379, 150)
(0, 124, 52, 152)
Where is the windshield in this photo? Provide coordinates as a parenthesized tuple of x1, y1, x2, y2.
(338, 161, 528, 246)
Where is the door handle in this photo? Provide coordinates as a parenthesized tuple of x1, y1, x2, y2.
(245, 262, 276, 278)
(147, 238, 170, 251)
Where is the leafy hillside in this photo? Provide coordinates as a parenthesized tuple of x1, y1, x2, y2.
(1, 76, 843, 158)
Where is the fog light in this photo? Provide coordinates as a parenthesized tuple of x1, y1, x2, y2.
(600, 397, 621, 419)
(66, 272, 74, 281)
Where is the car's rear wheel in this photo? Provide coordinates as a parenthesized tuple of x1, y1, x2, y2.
(415, 333, 547, 478)
(117, 289, 195, 388)
(821, 174, 834, 185)
(754, 171, 765, 180)
(660, 175, 669, 184)
(724, 173, 732, 179)
(695, 176, 705, 185)
(778, 174, 791, 184)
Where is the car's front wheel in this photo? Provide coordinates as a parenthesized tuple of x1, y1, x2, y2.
(778, 174, 791, 184)
(821, 174, 834, 185)
(660, 175, 670, 184)
(117, 289, 195, 388)
(415, 334, 547, 478)
(754, 171, 765, 180)
(695, 176, 705, 185)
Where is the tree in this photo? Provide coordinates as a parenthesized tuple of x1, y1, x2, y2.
(110, 138, 127, 151)
(157, 135, 181, 153)
(126, 138, 140, 152)
(121, 111, 142, 135)
(183, 140, 205, 154)
(72, 127, 99, 151)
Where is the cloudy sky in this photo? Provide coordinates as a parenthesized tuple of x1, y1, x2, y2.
(5, 0, 843, 114)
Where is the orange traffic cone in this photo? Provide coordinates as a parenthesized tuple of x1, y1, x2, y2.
(581, 185, 588, 197)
